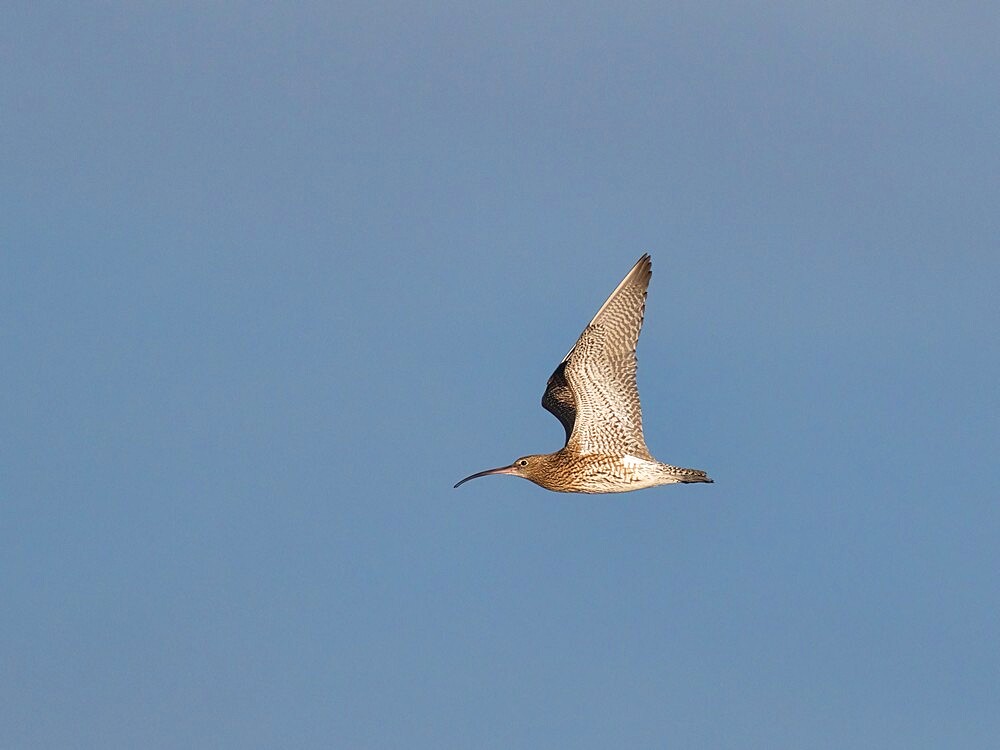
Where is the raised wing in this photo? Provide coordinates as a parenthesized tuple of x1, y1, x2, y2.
(541, 254, 653, 457)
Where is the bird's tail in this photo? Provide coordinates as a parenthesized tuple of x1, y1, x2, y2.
(662, 465, 713, 483)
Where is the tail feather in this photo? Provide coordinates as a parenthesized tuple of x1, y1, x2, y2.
(665, 465, 713, 483)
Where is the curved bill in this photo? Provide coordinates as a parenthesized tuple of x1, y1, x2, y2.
(453, 464, 517, 489)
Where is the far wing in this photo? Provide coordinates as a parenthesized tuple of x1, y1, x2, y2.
(541, 361, 576, 445)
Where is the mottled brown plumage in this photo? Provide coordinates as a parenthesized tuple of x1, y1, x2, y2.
(454, 254, 712, 493)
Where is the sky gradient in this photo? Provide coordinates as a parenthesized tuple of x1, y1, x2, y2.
(3, 3, 999, 748)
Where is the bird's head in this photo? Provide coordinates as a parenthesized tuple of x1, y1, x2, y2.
(453, 454, 548, 488)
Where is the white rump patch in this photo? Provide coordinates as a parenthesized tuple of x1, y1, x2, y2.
(622, 454, 649, 468)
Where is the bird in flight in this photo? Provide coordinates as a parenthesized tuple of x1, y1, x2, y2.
(454, 254, 713, 493)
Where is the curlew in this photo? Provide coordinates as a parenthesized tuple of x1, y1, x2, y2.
(454, 254, 713, 493)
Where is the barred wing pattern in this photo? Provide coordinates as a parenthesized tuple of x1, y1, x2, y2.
(541, 254, 653, 458)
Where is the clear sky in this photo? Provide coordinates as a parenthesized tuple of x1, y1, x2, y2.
(3, 3, 998, 748)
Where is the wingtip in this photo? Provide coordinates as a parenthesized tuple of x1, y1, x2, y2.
(633, 253, 652, 282)
(579, 252, 654, 337)
(625, 253, 652, 285)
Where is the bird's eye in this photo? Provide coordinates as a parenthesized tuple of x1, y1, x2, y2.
(518, 459, 528, 467)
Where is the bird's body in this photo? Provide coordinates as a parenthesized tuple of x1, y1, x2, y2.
(497, 451, 710, 494)
(455, 254, 712, 494)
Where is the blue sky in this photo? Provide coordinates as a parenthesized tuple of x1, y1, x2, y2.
(3, 3, 998, 748)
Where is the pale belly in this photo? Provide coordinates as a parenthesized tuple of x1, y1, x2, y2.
(539, 454, 671, 494)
